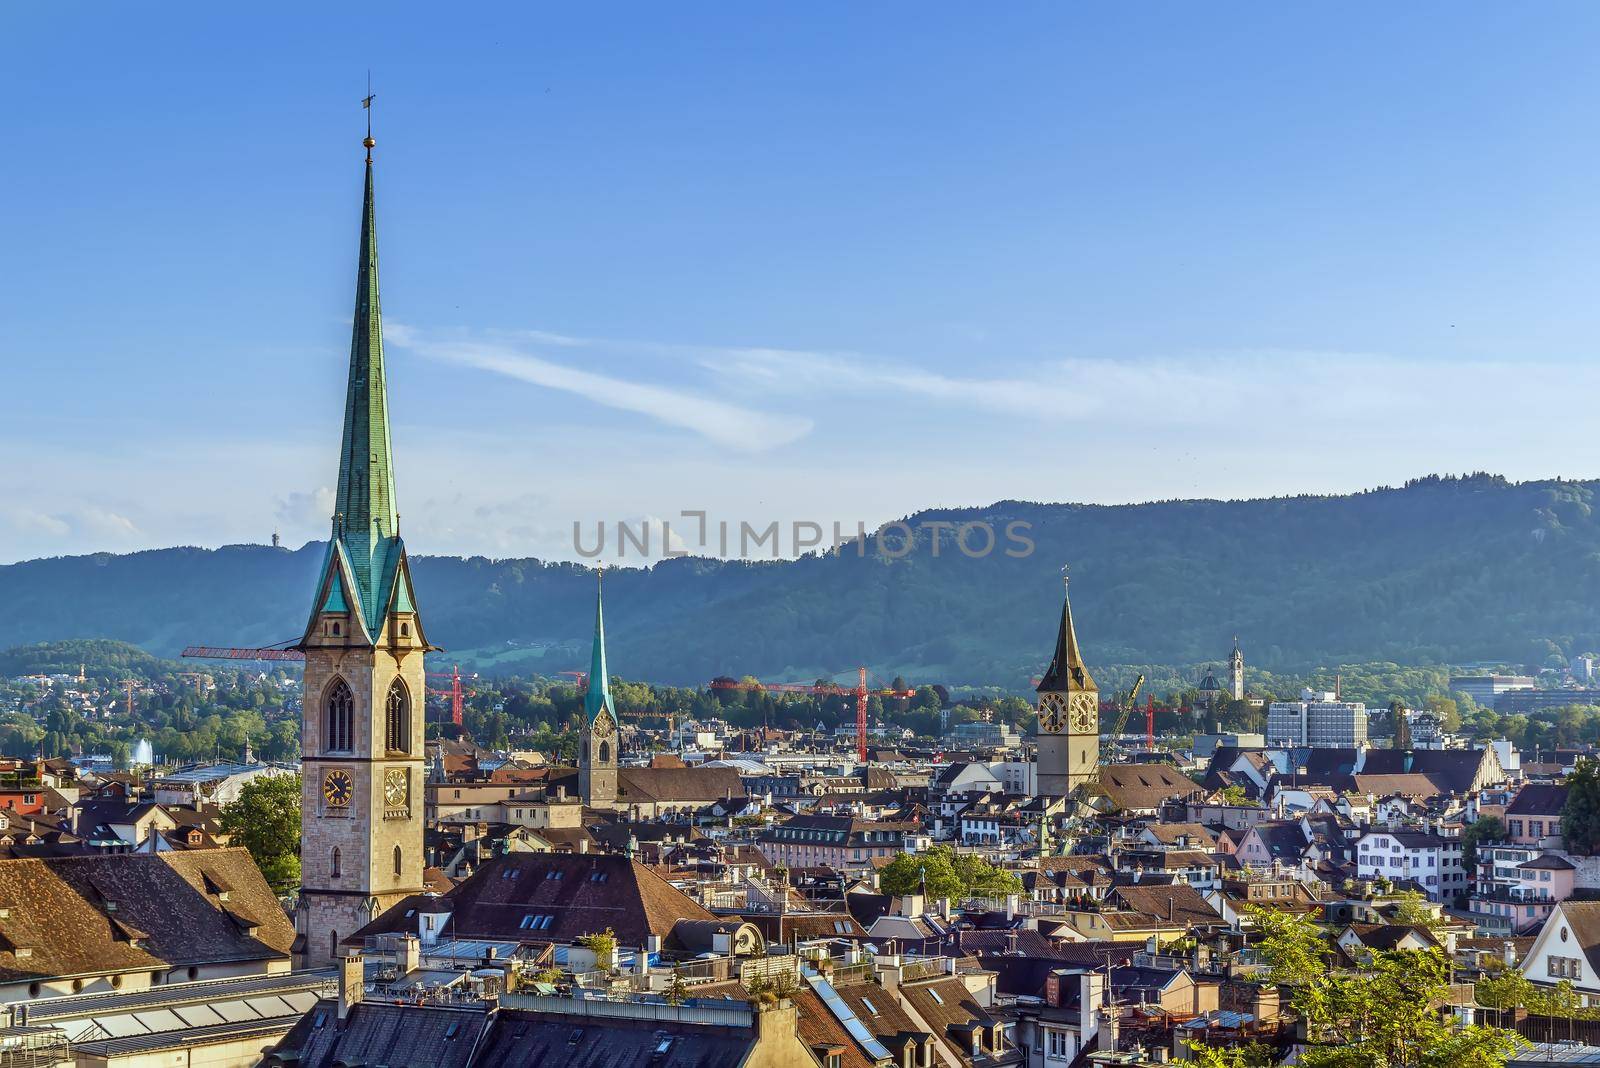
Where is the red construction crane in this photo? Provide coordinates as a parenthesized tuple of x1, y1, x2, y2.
(709, 668, 915, 763)
(427, 665, 478, 727)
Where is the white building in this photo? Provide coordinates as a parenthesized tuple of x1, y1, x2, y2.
(1354, 828, 1466, 903)
(1522, 901, 1600, 1003)
(1266, 689, 1368, 748)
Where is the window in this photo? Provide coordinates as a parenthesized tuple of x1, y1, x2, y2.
(385, 678, 410, 753)
(928, 989, 944, 1005)
(330, 930, 339, 958)
(393, 845, 402, 877)
(861, 998, 878, 1016)
(599, 740, 610, 764)
(400, 622, 410, 637)
(331, 847, 341, 878)
(325, 679, 354, 753)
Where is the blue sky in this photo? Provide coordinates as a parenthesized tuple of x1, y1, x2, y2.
(5, 4, 1600, 563)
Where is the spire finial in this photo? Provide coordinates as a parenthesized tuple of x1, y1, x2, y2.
(362, 74, 376, 161)
(1060, 562, 1070, 592)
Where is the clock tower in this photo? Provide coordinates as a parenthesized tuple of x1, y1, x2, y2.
(295, 122, 430, 966)
(1035, 575, 1099, 797)
(578, 575, 619, 809)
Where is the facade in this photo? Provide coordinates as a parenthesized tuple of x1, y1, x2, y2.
(944, 721, 1021, 749)
(1469, 845, 1574, 936)
(1353, 829, 1465, 903)
(1448, 674, 1535, 708)
(756, 815, 922, 869)
(1522, 901, 1600, 1003)
(295, 132, 430, 968)
(1034, 582, 1098, 796)
(1265, 690, 1368, 748)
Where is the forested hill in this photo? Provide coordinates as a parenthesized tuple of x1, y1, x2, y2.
(4, 474, 1600, 687)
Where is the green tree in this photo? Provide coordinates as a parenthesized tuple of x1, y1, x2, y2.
(1197, 906, 1523, 1067)
(879, 846, 1022, 901)
(220, 774, 302, 895)
(1426, 695, 1462, 733)
(1563, 758, 1600, 855)
(1460, 815, 1506, 871)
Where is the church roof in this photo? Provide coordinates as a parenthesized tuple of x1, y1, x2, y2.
(308, 144, 415, 639)
(1036, 587, 1096, 693)
(584, 577, 615, 723)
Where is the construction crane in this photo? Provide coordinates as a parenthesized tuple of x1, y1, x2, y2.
(427, 665, 478, 727)
(119, 679, 139, 718)
(1106, 674, 1145, 744)
(182, 646, 305, 663)
(709, 669, 916, 763)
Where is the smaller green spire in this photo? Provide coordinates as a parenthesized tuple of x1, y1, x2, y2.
(584, 571, 616, 723)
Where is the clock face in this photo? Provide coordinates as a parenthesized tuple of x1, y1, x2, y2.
(1068, 693, 1099, 734)
(384, 768, 409, 809)
(592, 710, 615, 738)
(1037, 692, 1066, 734)
(322, 769, 353, 808)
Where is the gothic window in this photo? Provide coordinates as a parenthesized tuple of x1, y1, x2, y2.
(330, 931, 339, 958)
(385, 679, 409, 754)
(393, 845, 403, 877)
(331, 847, 341, 878)
(598, 740, 610, 764)
(331, 621, 341, 636)
(325, 679, 354, 753)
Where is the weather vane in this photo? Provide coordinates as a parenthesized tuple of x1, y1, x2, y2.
(1060, 563, 1070, 591)
(362, 72, 376, 161)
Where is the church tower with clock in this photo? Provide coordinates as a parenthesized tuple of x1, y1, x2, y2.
(1035, 576, 1099, 796)
(578, 576, 619, 809)
(295, 118, 430, 966)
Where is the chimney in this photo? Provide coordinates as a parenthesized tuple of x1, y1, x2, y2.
(1079, 972, 1107, 1047)
(338, 951, 365, 1020)
(1005, 894, 1019, 921)
(578, 838, 588, 854)
(754, 999, 800, 1047)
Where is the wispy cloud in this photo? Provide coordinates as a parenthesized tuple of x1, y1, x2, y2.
(388, 325, 812, 452)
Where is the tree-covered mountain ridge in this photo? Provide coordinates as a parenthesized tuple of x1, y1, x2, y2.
(5, 473, 1598, 687)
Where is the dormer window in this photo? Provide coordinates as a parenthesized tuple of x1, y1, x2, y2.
(400, 622, 410, 637)
(331, 621, 342, 637)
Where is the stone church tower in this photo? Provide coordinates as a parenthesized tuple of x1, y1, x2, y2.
(578, 577, 619, 808)
(1228, 637, 1245, 701)
(295, 126, 430, 967)
(1035, 577, 1099, 796)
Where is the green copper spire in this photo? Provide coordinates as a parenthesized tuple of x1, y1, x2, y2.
(311, 129, 406, 638)
(584, 573, 616, 723)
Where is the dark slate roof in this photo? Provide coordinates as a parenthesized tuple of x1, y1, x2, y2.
(272, 1000, 486, 1068)
(1507, 784, 1570, 817)
(1520, 854, 1577, 871)
(472, 1007, 757, 1068)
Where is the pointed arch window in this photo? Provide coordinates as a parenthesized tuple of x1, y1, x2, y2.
(331, 847, 342, 879)
(325, 679, 354, 753)
(393, 845, 403, 877)
(598, 740, 610, 764)
(385, 679, 410, 754)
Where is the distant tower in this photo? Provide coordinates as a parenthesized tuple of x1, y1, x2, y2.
(1228, 637, 1245, 701)
(295, 116, 431, 968)
(272, 530, 282, 548)
(578, 574, 619, 809)
(1035, 571, 1100, 796)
